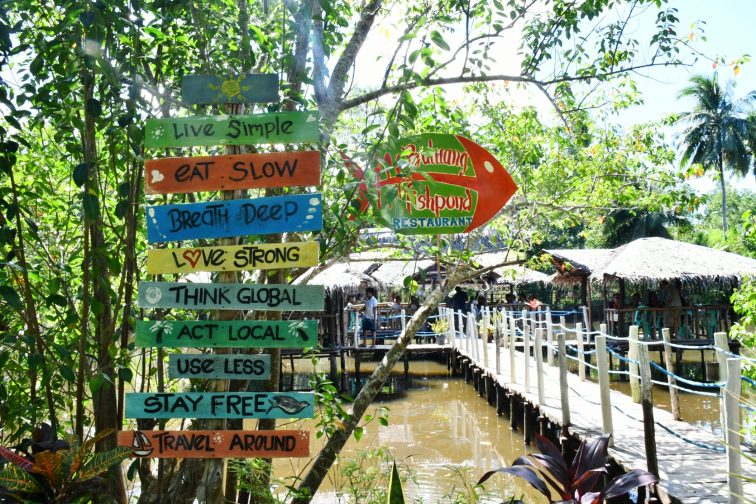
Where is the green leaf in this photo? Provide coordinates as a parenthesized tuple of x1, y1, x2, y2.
(117, 182, 130, 198)
(353, 426, 363, 442)
(82, 192, 99, 219)
(77, 447, 131, 481)
(47, 294, 67, 308)
(0, 285, 22, 310)
(0, 464, 40, 492)
(387, 461, 405, 503)
(60, 365, 76, 383)
(114, 200, 129, 219)
(430, 31, 450, 51)
(86, 98, 102, 118)
(118, 367, 133, 383)
(73, 163, 89, 187)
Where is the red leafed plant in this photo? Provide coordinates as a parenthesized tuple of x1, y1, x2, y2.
(478, 434, 657, 504)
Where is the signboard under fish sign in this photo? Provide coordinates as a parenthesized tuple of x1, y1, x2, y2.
(354, 133, 517, 235)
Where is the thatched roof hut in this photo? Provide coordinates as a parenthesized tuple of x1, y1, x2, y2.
(293, 262, 383, 290)
(368, 259, 437, 288)
(545, 248, 615, 281)
(590, 237, 756, 286)
(495, 265, 550, 286)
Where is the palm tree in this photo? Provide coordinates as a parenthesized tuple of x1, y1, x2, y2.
(675, 73, 756, 234)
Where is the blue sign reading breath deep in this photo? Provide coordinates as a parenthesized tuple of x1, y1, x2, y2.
(145, 194, 322, 243)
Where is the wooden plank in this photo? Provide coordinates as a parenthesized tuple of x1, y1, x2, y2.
(181, 74, 279, 104)
(119, 430, 309, 459)
(125, 392, 315, 419)
(168, 354, 271, 380)
(145, 194, 322, 243)
(144, 151, 320, 194)
(135, 320, 317, 348)
(144, 112, 318, 148)
(146, 241, 319, 274)
(137, 282, 324, 312)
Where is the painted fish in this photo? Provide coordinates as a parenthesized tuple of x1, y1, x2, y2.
(265, 396, 310, 416)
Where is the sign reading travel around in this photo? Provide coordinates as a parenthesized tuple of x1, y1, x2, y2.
(145, 194, 322, 243)
(125, 392, 315, 419)
(135, 320, 317, 348)
(359, 134, 517, 234)
(119, 430, 309, 459)
(137, 282, 324, 311)
(146, 241, 319, 275)
(181, 74, 279, 105)
(168, 354, 271, 380)
(144, 151, 321, 194)
(144, 111, 318, 148)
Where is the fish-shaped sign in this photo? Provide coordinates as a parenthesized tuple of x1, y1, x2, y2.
(351, 134, 517, 234)
(118, 430, 310, 459)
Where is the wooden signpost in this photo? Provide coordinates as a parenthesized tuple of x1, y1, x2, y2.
(137, 282, 324, 311)
(144, 111, 319, 148)
(145, 193, 323, 243)
(135, 320, 317, 348)
(146, 241, 319, 274)
(144, 151, 321, 194)
(168, 354, 271, 380)
(181, 74, 279, 105)
(125, 392, 315, 419)
(119, 430, 309, 459)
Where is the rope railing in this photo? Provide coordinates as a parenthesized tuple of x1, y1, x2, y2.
(648, 361, 726, 388)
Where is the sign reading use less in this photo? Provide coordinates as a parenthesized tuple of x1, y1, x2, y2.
(168, 354, 271, 380)
(145, 193, 323, 243)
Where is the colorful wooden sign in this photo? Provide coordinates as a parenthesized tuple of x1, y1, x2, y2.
(354, 134, 517, 234)
(125, 392, 315, 419)
(135, 320, 317, 348)
(144, 111, 319, 148)
(137, 282, 324, 311)
(145, 193, 322, 243)
(119, 430, 309, 458)
(146, 241, 319, 275)
(144, 151, 321, 194)
(181, 74, 279, 105)
(168, 354, 271, 380)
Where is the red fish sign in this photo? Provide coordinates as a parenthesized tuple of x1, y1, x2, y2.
(353, 134, 517, 234)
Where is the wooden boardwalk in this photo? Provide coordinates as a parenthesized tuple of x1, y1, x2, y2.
(453, 337, 755, 503)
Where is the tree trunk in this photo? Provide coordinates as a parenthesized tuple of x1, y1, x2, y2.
(719, 154, 727, 236)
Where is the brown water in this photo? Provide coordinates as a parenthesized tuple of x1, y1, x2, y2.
(267, 358, 545, 503)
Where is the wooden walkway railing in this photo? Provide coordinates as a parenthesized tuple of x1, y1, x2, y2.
(439, 305, 754, 504)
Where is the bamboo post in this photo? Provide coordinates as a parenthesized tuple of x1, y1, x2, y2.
(523, 324, 531, 393)
(400, 308, 406, 333)
(714, 332, 729, 381)
(595, 334, 613, 446)
(481, 307, 490, 369)
(354, 311, 361, 347)
(509, 316, 516, 384)
(637, 343, 659, 479)
(495, 311, 502, 375)
(629, 325, 641, 403)
(723, 358, 743, 504)
(661, 328, 681, 420)
(557, 332, 570, 435)
(535, 327, 545, 405)
(546, 307, 554, 366)
(576, 322, 586, 381)
(448, 309, 455, 348)
(468, 314, 478, 361)
(458, 310, 466, 353)
(502, 309, 510, 349)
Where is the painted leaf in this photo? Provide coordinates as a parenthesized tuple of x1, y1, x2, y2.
(0, 464, 40, 492)
(77, 447, 131, 481)
(0, 445, 32, 470)
(30, 450, 63, 488)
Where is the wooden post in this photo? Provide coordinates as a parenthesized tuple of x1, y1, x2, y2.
(546, 307, 554, 366)
(715, 332, 729, 381)
(723, 358, 743, 504)
(637, 343, 659, 479)
(576, 322, 586, 381)
(661, 328, 681, 421)
(502, 309, 510, 349)
(535, 328, 545, 405)
(495, 311, 502, 375)
(582, 305, 590, 332)
(629, 325, 641, 403)
(448, 309, 455, 349)
(595, 334, 613, 446)
(523, 324, 531, 393)
(481, 307, 490, 369)
(470, 314, 480, 361)
(354, 312, 361, 348)
(557, 332, 570, 436)
(509, 316, 517, 384)
(461, 310, 468, 354)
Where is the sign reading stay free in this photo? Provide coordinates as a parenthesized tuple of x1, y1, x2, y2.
(137, 282, 324, 311)
(135, 320, 316, 348)
(145, 111, 318, 148)
(125, 392, 314, 419)
(145, 194, 322, 243)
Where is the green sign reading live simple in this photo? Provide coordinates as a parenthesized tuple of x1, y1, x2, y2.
(181, 74, 279, 105)
(137, 282, 324, 311)
(125, 392, 314, 419)
(135, 320, 317, 348)
(144, 111, 319, 148)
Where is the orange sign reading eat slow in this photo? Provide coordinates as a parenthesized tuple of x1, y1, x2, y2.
(144, 150, 320, 194)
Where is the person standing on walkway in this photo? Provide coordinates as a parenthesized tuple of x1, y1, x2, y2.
(363, 287, 379, 347)
(452, 286, 468, 332)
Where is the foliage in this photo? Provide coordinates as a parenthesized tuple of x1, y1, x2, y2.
(0, 428, 130, 503)
(478, 434, 657, 503)
(430, 317, 449, 335)
(387, 461, 405, 504)
(730, 276, 756, 380)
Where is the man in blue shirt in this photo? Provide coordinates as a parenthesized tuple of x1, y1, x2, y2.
(363, 287, 379, 347)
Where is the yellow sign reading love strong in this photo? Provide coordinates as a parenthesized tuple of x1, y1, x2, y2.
(146, 241, 319, 275)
